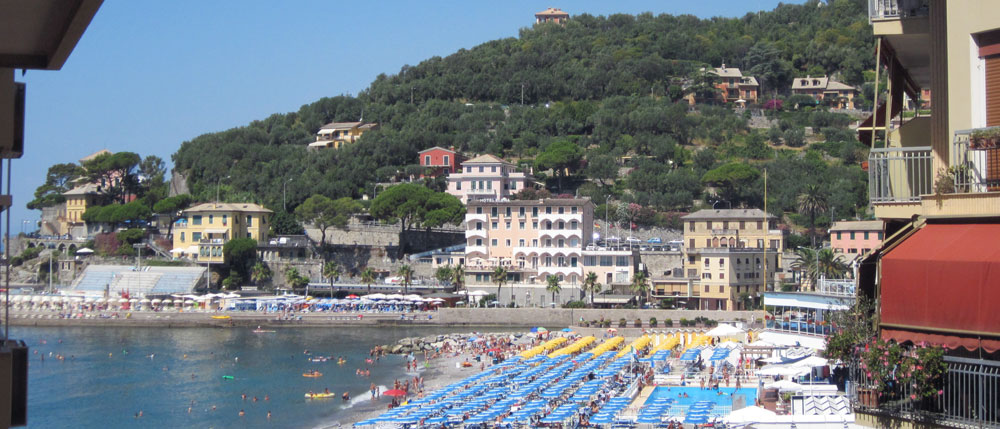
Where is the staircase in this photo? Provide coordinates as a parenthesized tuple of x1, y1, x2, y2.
(144, 239, 173, 259)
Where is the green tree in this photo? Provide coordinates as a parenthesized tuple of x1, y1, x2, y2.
(583, 271, 602, 308)
(323, 261, 341, 299)
(360, 267, 376, 295)
(797, 184, 828, 247)
(629, 270, 650, 307)
(585, 154, 619, 188)
(152, 194, 193, 239)
(546, 275, 562, 306)
(397, 264, 414, 294)
(535, 140, 583, 192)
(701, 162, 761, 207)
(284, 267, 309, 292)
(271, 210, 305, 235)
(251, 262, 272, 287)
(222, 238, 258, 285)
(138, 155, 169, 201)
(435, 266, 453, 284)
(791, 247, 848, 289)
(745, 41, 792, 96)
(27, 163, 85, 210)
(491, 267, 508, 308)
(330, 197, 362, 229)
(81, 151, 142, 204)
(295, 195, 337, 247)
(369, 183, 464, 233)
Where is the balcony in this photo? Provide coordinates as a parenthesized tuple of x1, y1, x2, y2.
(465, 229, 487, 239)
(951, 127, 1000, 194)
(868, 146, 932, 204)
(539, 229, 583, 239)
(466, 245, 488, 255)
(868, 0, 928, 22)
(466, 213, 488, 224)
(538, 212, 582, 224)
(710, 229, 738, 235)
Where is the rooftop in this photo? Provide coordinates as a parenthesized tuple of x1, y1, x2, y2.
(418, 146, 457, 155)
(79, 149, 111, 164)
(184, 202, 273, 214)
(535, 7, 568, 17)
(63, 182, 100, 196)
(710, 64, 744, 78)
(682, 208, 775, 221)
(462, 154, 511, 165)
(792, 76, 829, 90)
(830, 220, 884, 232)
(467, 197, 593, 207)
(318, 121, 377, 131)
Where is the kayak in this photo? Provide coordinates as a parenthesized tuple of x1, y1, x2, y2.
(211, 315, 231, 320)
(222, 375, 234, 380)
(304, 392, 336, 399)
(303, 372, 323, 378)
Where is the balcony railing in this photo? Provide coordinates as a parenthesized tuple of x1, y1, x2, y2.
(848, 355, 1000, 427)
(765, 319, 834, 336)
(951, 127, 1000, 193)
(869, 146, 933, 203)
(868, 0, 929, 21)
(814, 278, 857, 297)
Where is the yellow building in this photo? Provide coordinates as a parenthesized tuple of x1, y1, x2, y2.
(865, 0, 1000, 224)
(60, 183, 101, 235)
(680, 209, 783, 310)
(171, 203, 272, 263)
(308, 121, 378, 150)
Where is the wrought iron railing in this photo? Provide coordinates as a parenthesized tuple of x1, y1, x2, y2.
(849, 355, 1000, 427)
(951, 127, 1000, 193)
(868, 0, 929, 21)
(869, 146, 933, 203)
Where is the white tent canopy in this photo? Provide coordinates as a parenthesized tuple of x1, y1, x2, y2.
(75, 247, 94, 254)
(705, 323, 745, 338)
(726, 406, 777, 424)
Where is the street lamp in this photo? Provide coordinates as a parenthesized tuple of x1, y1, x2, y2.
(133, 243, 144, 272)
(605, 195, 611, 245)
(283, 178, 293, 212)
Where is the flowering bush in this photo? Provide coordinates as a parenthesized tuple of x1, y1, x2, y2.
(860, 339, 946, 401)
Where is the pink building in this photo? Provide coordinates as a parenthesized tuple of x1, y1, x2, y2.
(446, 154, 534, 204)
(830, 220, 884, 257)
(418, 146, 462, 177)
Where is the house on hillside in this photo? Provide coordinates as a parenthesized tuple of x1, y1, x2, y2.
(790, 75, 858, 109)
(418, 147, 462, 177)
(708, 64, 759, 105)
(171, 203, 272, 263)
(446, 154, 534, 204)
(309, 121, 378, 150)
(829, 220, 883, 257)
(535, 8, 568, 25)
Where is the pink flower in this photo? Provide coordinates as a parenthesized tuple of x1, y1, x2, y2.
(910, 394, 917, 400)
(937, 390, 944, 396)
(866, 371, 872, 378)
(916, 365, 923, 370)
(884, 351, 889, 356)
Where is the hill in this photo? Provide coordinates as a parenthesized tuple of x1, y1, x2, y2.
(170, 0, 874, 234)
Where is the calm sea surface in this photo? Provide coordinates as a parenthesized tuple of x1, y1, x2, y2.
(11, 325, 470, 428)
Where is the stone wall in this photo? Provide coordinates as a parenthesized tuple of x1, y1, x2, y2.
(435, 308, 759, 327)
(639, 251, 684, 280)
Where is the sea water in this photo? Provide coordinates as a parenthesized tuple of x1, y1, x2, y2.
(12, 326, 467, 428)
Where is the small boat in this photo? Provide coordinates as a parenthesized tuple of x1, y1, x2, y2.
(304, 392, 336, 399)
(303, 371, 323, 378)
(211, 315, 231, 320)
(309, 356, 331, 362)
(252, 329, 276, 333)
(222, 375, 234, 380)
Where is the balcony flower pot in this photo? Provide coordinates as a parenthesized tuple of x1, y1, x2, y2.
(857, 388, 879, 408)
(970, 129, 1000, 149)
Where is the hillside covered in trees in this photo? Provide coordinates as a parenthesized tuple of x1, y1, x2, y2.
(171, 0, 874, 236)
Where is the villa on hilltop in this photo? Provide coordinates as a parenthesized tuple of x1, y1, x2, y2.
(790, 75, 858, 109)
(708, 64, 759, 105)
(446, 154, 534, 204)
(535, 7, 568, 25)
(308, 121, 378, 150)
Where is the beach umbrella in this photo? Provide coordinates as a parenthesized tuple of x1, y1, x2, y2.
(725, 406, 776, 424)
(161, 299, 173, 304)
(151, 299, 162, 304)
(346, 294, 359, 299)
(383, 389, 407, 397)
(705, 323, 745, 338)
(75, 247, 95, 255)
(561, 328, 573, 332)
(366, 293, 386, 300)
(765, 379, 805, 392)
(118, 298, 128, 304)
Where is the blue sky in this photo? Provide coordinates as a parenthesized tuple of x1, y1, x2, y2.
(16, 0, 804, 229)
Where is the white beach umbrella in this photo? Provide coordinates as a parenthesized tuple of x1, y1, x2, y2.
(725, 406, 777, 424)
(118, 298, 129, 304)
(764, 379, 806, 392)
(161, 299, 173, 304)
(129, 298, 139, 303)
(366, 293, 386, 300)
(140, 298, 151, 303)
(705, 323, 745, 338)
(151, 299, 162, 304)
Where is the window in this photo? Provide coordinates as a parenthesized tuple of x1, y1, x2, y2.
(740, 221, 745, 229)
(704, 285, 710, 292)
(599, 256, 613, 266)
(719, 258, 725, 266)
(584, 256, 596, 266)
(864, 231, 870, 240)
(545, 257, 552, 266)
(491, 207, 498, 217)
(505, 239, 511, 246)
(532, 221, 538, 229)
(558, 207, 564, 214)
(518, 239, 525, 247)
(476, 239, 482, 246)
(505, 222, 511, 230)
(532, 239, 538, 247)
(569, 238, 579, 247)
(424, 155, 431, 165)
(616, 256, 629, 266)
(476, 222, 483, 230)
(756, 221, 763, 229)
(491, 166, 496, 172)
(570, 221, 577, 229)
(192, 215, 202, 225)
(491, 239, 498, 246)
(723, 221, 729, 229)
(689, 221, 695, 232)
(443, 155, 449, 165)
(707, 221, 713, 229)
(246, 216, 253, 227)
(222, 215, 227, 224)
(570, 257, 578, 267)
(532, 207, 539, 217)
(689, 239, 695, 249)
(557, 221, 564, 229)
(706, 239, 712, 247)
(486, 181, 492, 190)
(557, 256, 565, 267)
(519, 222, 525, 229)
(704, 259, 710, 267)
(848, 248, 858, 253)
(545, 239, 552, 247)
(246, 232, 252, 239)
(718, 285, 724, 293)
(557, 239, 564, 247)
(478, 166, 484, 172)
(719, 274, 725, 280)
(180, 232, 185, 242)
(506, 207, 511, 217)
(545, 207, 552, 214)
(510, 181, 516, 190)
(836, 232, 842, 240)
(519, 207, 525, 217)
(209, 215, 214, 224)
(192, 232, 202, 241)
(850, 232, 856, 240)
(491, 222, 498, 229)
(757, 239, 764, 248)
(571, 206, 577, 214)
(878, 232, 884, 240)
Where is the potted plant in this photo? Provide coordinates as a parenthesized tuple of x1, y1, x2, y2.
(680, 318, 689, 327)
(969, 128, 1000, 149)
(618, 318, 627, 328)
(634, 318, 643, 328)
(664, 318, 673, 327)
(649, 317, 658, 327)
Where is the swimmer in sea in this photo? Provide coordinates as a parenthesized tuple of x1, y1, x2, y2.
(239, 410, 245, 417)
(267, 411, 271, 420)
(264, 395, 269, 401)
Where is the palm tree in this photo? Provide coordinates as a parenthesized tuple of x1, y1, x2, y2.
(450, 265, 465, 293)
(629, 270, 650, 308)
(816, 248, 849, 281)
(797, 184, 828, 247)
(491, 267, 508, 308)
(397, 265, 413, 294)
(546, 275, 562, 306)
(323, 261, 341, 299)
(251, 262, 272, 288)
(583, 271, 602, 307)
(791, 247, 847, 290)
(360, 267, 376, 295)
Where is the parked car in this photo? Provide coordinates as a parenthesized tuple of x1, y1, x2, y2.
(625, 237, 641, 244)
(647, 237, 662, 244)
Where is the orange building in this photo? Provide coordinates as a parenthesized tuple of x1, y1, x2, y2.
(535, 8, 569, 25)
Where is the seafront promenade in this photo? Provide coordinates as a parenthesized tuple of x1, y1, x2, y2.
(1, 307, 762, 329)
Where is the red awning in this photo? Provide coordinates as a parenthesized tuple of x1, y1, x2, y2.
(880, 223, 1000, 353)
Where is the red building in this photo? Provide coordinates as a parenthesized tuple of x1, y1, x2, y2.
(418, 147, 462, 177)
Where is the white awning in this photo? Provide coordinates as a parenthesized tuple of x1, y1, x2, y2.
(758, 331, 827, 350)
(308, 140, 334, 147)
(763, 293, 850, 311)
(202, 229, 228, 234)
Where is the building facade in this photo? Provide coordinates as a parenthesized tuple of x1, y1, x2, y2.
(309, 121, 378, 150)
(418, 146, 462, 176)
(790, 75, 859, 109)
(709, 64, 759, 104)
(829, 220, 884, 256)
(171, 203, 272, 263)
(446, 155, 534, 204)
(680, 209, 783, 311)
